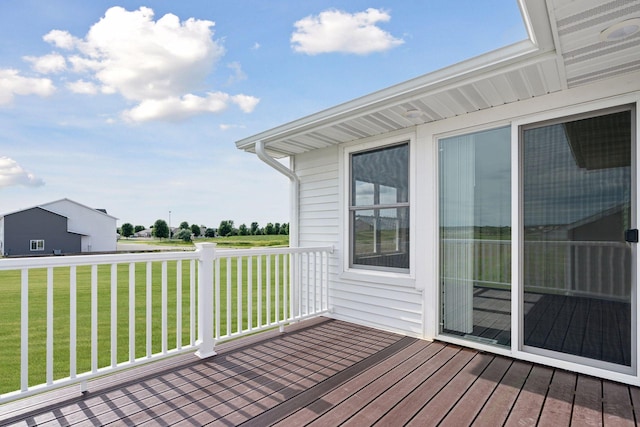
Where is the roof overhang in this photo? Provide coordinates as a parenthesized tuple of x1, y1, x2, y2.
(235, 0, 640, 158)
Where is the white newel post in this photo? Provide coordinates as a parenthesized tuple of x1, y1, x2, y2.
(195, 243, 217, 359)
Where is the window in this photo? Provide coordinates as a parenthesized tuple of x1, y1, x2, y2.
(439, 126, 511, 346)
(350, 142, 409, 271)
(30, 239, 45, 251)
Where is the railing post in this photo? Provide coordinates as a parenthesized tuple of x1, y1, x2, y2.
(195, 243, 217, 359)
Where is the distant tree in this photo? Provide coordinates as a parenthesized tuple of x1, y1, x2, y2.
(153, 219, 169, 239)
(238, 224, 248, 236)
(274, 223, 281, 235)
(191, 224, 201, 237)
(250, 222, 259, 235)
(264, 222, 275, 235)
(204, 228, 216, 238)
(280, 223, 289, 235)
(175, 229, 192, 242)
(121, 223, 134, 238)
(179, 221, 190, 230)
(218, 220, 234, 237)
(134, 225, 145, 233)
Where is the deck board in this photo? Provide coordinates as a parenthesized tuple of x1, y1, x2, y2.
(1, 317, 640, 427)
(537, 370, 576, 427)
(438, 355, 512, 426)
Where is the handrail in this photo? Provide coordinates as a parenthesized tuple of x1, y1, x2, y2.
(0, 244, 334, 405)
(0, 250, 199, 269)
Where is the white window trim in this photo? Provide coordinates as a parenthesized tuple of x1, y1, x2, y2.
(30, 239, 45, 251)
(339, 130, 416, 287)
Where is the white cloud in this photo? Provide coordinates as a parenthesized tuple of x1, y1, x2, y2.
(23, 52, 67, 74)
(226, 62, 247, 85)
(0, 69, 56, 105)
(43, 29, 80, 50)
(230, 94, 259, 113)
(66, 79, 99, 94)
(41, 6, 259, 122)
(219, 123, 245, 131)
(291, 8, 404, 55)
(122, 91, 258, 122)
(0, 157, 45, 189)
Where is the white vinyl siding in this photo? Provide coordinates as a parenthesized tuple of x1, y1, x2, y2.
(295, 142, 423, 338)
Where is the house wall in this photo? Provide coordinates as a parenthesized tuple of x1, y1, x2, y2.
(2, 208, 81, 256)
(416, 69, 640, 341)
(42, 200, 117, 252)
(295, 140, 424, 337)
(294, 70, 640, 343)
(0, 217, 4, 255)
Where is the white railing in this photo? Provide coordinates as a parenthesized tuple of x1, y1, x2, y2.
(523, 240, 630, 299)
(0, 243, 333, 404)
(441, 238, 630, 299)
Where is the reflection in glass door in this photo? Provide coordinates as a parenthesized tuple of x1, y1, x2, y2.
(522, 108, 634, 367)
(439, 126, 511, 347)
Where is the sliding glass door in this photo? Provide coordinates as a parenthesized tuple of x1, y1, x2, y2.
(439, 126, 511, 347)
(521, 107, 635, 368)
(438, 106, 635, 370)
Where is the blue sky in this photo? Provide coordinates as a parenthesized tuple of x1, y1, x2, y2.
(0, 0, 526, 230)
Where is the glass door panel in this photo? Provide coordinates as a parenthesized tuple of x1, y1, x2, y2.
(439, 126, 511, 347)
(522, 108, 633, 367)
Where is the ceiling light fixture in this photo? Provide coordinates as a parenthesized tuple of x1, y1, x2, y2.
(404, 108, 423, 119)
(600, 18, 640, 42)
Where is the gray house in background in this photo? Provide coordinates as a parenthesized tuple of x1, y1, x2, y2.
(0, 198, 117, 257)
(1, 207, 82, 256)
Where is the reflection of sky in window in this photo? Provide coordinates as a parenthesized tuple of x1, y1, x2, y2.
(352, 143, 408, 207)
(354, 182, 398, 206)
(523, 122, 630, 227)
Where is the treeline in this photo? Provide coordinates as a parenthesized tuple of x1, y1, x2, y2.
(118, 219, 289, 240)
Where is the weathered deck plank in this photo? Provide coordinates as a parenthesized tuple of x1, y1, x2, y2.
(537, 370, 577, 427)
(438, 355, 512, 426)
(1, 317, 640, 427)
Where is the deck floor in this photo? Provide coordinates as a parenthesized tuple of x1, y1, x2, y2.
(444, 287, 631, 367)
(1, 317, 639, 426)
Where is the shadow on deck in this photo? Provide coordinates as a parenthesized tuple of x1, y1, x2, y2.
(1, 317, 639, 426)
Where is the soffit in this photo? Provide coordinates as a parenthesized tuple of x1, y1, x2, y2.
(551, 0, 640, 88)
(235, 0, 640, 158)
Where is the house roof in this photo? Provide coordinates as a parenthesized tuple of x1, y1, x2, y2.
(40, 198, 118, 220)
(236, 0, 640, 158)
(0, 198, 118, 220)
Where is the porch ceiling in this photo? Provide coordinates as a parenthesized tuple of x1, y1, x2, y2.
(235, 0, 640, 158)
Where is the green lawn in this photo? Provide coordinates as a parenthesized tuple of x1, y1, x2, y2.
(0, 254, 289, 395)
(126, 234, 289, 249)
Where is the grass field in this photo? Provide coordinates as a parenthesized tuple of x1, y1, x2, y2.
(125, 234, 289, 249)
(0, 253, 289, 395)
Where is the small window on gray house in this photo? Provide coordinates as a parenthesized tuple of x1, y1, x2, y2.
(350, 142, 409, 271)
(30, 239, 45, 251)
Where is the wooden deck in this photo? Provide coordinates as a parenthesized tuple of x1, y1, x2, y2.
(1, 317, 639, 426)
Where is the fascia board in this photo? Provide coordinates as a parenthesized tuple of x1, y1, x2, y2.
(237, 40, 547, 151)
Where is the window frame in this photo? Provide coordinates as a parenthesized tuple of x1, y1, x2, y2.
(30, 239, 45, 252)
(341, 132, 415, 281)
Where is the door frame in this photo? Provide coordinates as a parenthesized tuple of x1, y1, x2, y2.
(511, 97, 639, 378)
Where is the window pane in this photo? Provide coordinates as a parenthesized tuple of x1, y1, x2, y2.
(439, 126, 511, 347)
(522, 110, 632, 366)
(352, 144, 408, 207)
(352, 207, 409, 269)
